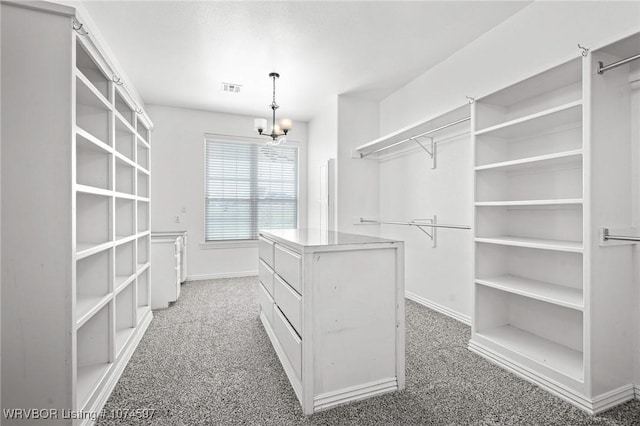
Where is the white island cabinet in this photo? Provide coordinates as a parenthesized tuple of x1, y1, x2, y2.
(258, 229, 405, 414)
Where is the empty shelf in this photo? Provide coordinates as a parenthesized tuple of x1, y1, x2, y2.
(475, 236, 583, 253)
(477, 325, 583, 381)
(476, 275, 583, 310)
(475, 150, 582, 172)
(475, 101, 582, 139)
(475, 199, 583, 207)
(77, 362, 110, 409)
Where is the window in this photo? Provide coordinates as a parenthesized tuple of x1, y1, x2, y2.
(205, 137, 298, 241)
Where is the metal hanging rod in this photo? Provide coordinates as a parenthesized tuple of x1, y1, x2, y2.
(359, 219, 470, 230)
(597, 53, 640, 74)
(359, 217, 470, 248)
(601, 228, 640, 242)
(360, 116, 470, 158)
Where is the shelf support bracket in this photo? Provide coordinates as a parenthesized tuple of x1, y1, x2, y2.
(412, 215, 437, 248)
(413, 136, 435, 169)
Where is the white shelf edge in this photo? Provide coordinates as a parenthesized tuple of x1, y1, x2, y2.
(136, 262, 151, 274)
(113, 149, 137, 169)
(137, 196, 151, 203)
(76, 362, 112, 411)
(76, 184, 112, 197)
(475, 198, 583, 207)
(475, 100, 582, 136)
(76, 127, 112, 154)
(115, 327, 136, 357)
(475, 149, 583, 171)
(137, 166, 150, 176)
(136, 134, 150, 148)
(75, 293, 112, 329)
(475, 276, 583, 311)
(113, 191, 136, 201)
(136, 305, 151, 324)
(76, 69, 111, 111)
(475, 325, 584, 382)
(76, 241, 112, 260)
(475, 236, 583, 253)
(137, 230, 151, 238)
(114, 234, 137, 247)
(114, 108, 136, 135)
(114, 274, 136, 295)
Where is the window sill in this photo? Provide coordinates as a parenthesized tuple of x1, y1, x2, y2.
(199, 240, 258, 250)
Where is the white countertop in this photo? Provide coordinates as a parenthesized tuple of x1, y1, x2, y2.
(260, 228, 400, 250)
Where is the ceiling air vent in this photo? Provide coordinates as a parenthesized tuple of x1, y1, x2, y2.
(222, 82, 242, 93)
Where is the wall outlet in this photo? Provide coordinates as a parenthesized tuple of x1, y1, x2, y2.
(181, 206, 187, 213)
(175, 216, 180, 223)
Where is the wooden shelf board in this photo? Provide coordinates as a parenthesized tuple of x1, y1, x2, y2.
(475, 101, 582, 138)
(114, 274, 136, 294)
(114, 191, 137, 201)
(137, 134, 150, 148)
(76, 184, 112, 197)
(354, 105, 469, 155)
(76, 293, 112, 328)
(476, 275, 583, 310)
(76, 71, 111, 111)
(114, 150, 137, 169)
(114, 109, 136, 134)
(77, 362, 111, 409)
(76, 241, 112, 260)
(475, 199, 583, 207)
(76, 126, 111, 150)
(137, 306, 151, 323)
(476, 325, 583, 381)
(475, 236, 583, 253)
(475, 150, 583, 172)
(137, 262, 151, 274)
(114, 234, 137, 247)
(115, 327, 136, 356)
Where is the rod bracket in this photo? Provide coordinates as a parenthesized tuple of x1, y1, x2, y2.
(578, 44, 589, 57)
(413, 136, 435, 169)
(600, 227, 640, 246)
(412, 215, 437, 248)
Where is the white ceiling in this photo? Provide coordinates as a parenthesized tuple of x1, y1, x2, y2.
(81, 1, 531, 122)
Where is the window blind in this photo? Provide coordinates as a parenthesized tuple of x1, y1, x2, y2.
(205, 138, 298, 241)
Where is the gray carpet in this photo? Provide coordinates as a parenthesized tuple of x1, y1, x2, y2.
(96, 277, 640, 425)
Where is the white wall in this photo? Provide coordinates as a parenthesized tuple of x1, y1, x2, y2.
(336, 95, 380, 235)
(374, 1, 640, 323)
(148, 104, 307, 279)
(306, 99, 337, 230)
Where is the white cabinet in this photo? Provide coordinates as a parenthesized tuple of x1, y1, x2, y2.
(258, 229, 405, 414)
(469, 33, 639, 414)
(1, 2, 153, 423)
(150, 231, 187, 309)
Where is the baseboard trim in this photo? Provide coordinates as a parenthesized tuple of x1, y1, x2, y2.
(185, 271, 258, 281)
(405, 291, 471, 326)
(81, 309, 153, 426)
(313, 378, 398, 412)
(469, 339, 635, 414)
(636, 384, 640, 399)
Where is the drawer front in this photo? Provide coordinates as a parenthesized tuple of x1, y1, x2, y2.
(273, 307, 302, 380)
(258, 259, 274, 296)
(258, 282, 274, 326)
(273, 274, 301, 336)
(274, 244, 302, 294)
(258, 236, 274, 267)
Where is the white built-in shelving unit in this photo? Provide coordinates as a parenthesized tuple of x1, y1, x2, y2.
(2, 2, 153, 424)
(469, 33, 639, 413)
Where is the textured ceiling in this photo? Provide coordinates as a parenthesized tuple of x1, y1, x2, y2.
(81, 1, 532, 121)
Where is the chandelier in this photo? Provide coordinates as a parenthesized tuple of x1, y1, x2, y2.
(253, 72, 292, 145)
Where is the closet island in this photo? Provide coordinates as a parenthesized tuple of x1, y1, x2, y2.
(258, 229, 405, 414)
